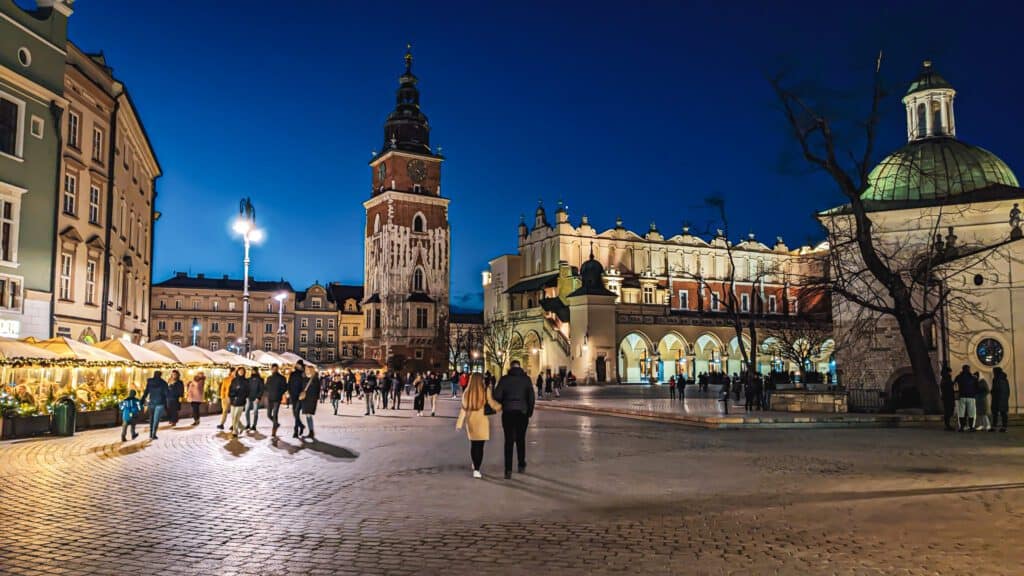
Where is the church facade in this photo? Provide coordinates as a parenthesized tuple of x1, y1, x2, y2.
(361, 47, 450, 370)
(821, 61, 1024, 413)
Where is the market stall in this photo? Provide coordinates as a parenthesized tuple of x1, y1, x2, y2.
(0, 338, 64, 433)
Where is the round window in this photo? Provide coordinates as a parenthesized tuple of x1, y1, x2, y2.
(17, 47, 31, 67)
(976, 338, 1004, 366)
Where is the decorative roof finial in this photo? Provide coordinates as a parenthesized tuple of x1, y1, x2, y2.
(650, 221, 658, 231)
(923, 59, 932, 70)
(404, 43, 413, 74)
(615, 216, 623, 228)
(589, 241, 595, 260)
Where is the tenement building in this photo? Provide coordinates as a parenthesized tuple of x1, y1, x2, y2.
(0, 0, 72, 339)
(149, 273, 295, 354)
(55, 42, 160, 343)
(483, 203, 830, 383)
(362, 46, 450, 370)
(0, 0, 160, 343)
(820, 61, 1024, 413)
(329, 282, 364, 363)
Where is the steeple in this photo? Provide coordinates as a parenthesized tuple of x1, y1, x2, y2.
(383, 44, 431, 154)
(902, 60, 956, 142)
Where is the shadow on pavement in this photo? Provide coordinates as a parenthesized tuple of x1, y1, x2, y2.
(89, 440, 151, 459)
(223, 438, 250, 457)
(267, 437, 359, 460)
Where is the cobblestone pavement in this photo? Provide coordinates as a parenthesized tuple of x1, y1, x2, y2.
(1, 394, 1022, 575)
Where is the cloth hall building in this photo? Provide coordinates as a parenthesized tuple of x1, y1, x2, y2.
(483, 203, 830, 384)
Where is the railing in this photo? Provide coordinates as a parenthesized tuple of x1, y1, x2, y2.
(846, 388, 888, 413)
(542, 319, 570, 356)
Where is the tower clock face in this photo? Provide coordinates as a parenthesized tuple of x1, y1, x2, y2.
(406, 159, 427, 183)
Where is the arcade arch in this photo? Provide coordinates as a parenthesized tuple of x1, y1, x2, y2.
(618, 331, 652, 383)
(694, 333, 724, 376)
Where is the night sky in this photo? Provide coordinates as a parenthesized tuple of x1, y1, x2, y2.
(64, 0, 1024, 310)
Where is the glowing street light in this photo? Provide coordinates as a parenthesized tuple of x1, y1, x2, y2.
(233, 197, 262, 357)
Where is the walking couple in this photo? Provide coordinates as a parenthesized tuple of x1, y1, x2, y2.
(455, 360, 535, 479)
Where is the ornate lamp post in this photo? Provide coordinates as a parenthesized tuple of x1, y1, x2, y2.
(232, 198, 263, 357)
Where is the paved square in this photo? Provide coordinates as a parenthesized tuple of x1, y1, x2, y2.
(0, 394, 1021, 575)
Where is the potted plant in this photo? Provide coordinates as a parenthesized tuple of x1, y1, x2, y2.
(77, 394, 120, 430)
(0, 401, 51, 439)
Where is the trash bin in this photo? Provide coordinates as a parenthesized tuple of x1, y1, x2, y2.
(51, 397, 77, 436)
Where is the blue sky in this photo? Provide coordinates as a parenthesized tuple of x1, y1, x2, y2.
(63, 0, 1024, 310)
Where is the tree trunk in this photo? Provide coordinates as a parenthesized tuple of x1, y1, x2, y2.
(894, 308, 941, 413)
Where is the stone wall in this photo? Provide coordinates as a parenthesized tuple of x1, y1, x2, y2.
(772, 390, 848, 413)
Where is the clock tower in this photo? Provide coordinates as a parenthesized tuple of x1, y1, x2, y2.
(363, 45, 450, 370)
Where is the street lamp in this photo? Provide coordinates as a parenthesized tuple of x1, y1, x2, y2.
(232, 198, 262, 357)
(274, 292, 287, 334)
(191, 318, 201, 346)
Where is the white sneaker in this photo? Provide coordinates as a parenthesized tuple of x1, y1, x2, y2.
(473, 470, 482, 479)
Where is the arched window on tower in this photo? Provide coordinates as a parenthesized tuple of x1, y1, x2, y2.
(374, 214, 381, 234)
(916, 103, 927, 138)
(413, 267, 425, 292)
(931, 101, 944, 136)
(413, 213, 425, 233)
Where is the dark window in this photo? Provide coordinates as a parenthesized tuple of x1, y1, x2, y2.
(0, 98, 18, 156)
(916, 103, 927, 138)
(413, 214, 424, 232)
(976, 338, 1004, 366)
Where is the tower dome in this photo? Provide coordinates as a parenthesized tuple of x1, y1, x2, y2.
(861, 61, 1020, 204)
(382, 45, 431, 154)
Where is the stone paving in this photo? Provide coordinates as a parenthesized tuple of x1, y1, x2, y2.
(541, 384, 944, 428)
(0, 393, 1022, 575)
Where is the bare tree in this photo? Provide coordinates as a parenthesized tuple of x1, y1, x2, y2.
(771, 55, 1012, 412)
(482, 316, 524, 376)
(763, 316, 834, 380)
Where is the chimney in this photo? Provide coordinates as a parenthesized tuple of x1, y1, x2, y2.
(175, 272, 187, 278)
(222, 274, 229, 280)
(197, 273, 205, 279)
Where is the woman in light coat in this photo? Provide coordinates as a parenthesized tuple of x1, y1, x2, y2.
(186, 373, 206, 425)
(456, 373, 503, 479)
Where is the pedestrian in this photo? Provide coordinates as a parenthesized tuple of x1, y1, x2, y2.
(492, 359, 536, 479)
(380, 372, 392, 410)
(456, 373, 503, 479)
(287, 360, 307, 438)
(119, 389, 142, 442)
(362, 372, 377, 415)
(216, 372, 232, 430)
(668, 376, 676, 400)
(720, 378, 731, 415)
(413, 373, 425, 416)
(939, 365, 956, 431)
(166, 370, 184, 427)
(227, 367, 248, 438)
(245, 368, 265, 432)
(991, 367, 1010, 433)
(344, 372, 354, 404)
(391, 373, 402, 410)
(427, 372, 441, 416)
(450, 371, 460, 399)
(953, 365, 977, 432)
(459, 371, 469, 394)
(974, 371, 991, 431)
(186, 372, 205, 425)
(140, 370, 169, 440)
(545, 372, 554, 397)
(535, 373, 544, 401)
(330, 378, 342, 415)
(265, 364, 287, 437)
(300, 365, 321, 441)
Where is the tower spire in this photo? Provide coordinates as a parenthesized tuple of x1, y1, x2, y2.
(404, 43, 413, 75)
(381, 44, 431, 154)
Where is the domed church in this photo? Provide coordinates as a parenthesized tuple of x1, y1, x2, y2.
(821, 61, 1023, 413)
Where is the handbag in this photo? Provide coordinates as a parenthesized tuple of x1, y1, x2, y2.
(298, 380, 312, 402)
(484, 403, 496, 416)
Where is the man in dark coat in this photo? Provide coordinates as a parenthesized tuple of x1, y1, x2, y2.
(140, 370, 169, 440)
(362, 372, 378, 416)
(287, 360, 307, 438)
(245, 368, 265, 432)
(493, 360, 536, 479)
(953, 365, 977, 432)
(264, 364, 287, 436)
(991, 367, 1011, 433)
(939, 364, 955, 431)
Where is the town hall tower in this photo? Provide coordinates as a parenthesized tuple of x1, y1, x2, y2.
(362, 46, 450, 369)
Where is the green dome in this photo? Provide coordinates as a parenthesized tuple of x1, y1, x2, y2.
(906, 61, 953, 96)
(861, 137, 1019, 203)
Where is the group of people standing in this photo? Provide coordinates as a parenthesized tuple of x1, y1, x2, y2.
(941, 364, 1011, 432)
(533, 370, 572, 400)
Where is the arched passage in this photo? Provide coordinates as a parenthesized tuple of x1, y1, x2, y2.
(618, 332, 652, 383)
(520, 330, 542, 378)
(727, 335, 752, 376)
(657, 332, 688, 382)
(694, 333, 723, 376)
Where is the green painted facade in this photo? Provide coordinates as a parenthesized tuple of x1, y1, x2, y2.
(0, 0, 70, 336)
